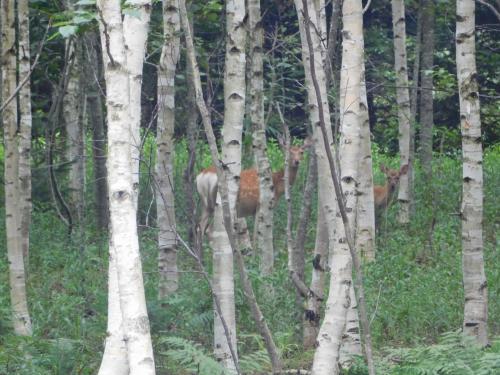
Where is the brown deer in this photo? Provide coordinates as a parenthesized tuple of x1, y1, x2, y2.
(374, 163, 409, 226)
(196, 137, 313, 238)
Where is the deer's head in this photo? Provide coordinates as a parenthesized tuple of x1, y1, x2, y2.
(380, 164, 409, 192)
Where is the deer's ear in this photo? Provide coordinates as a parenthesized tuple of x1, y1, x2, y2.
(302, 136, 314, 149)
(380, 164, 388, 173)
(277, 134, 286, 148)
(400, 164, 409, 175)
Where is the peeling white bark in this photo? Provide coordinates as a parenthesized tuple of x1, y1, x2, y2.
(1, 0, 33, 337)
(18, 0, 33, 264)
(97, 1, 155, 373)
(456, 0, 488, 347)
(249, 0, 275, 276)
(392, 0, 412, 224)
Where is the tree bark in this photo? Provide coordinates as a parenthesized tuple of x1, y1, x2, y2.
(248, 0, 275, 276)
(123, 0, 152, 205)
(18, 0, 33, 265)
(355, 65, 376, 260)
(311, 0, 363, 368)
(339, 285, 362, 368)
(210, 0, 247, 369)
(2, 0, 33, 337)
(156, 0, 180, 299)
(63, 18, 86, 228)
(392, 0, 412, 224)
(456, 0, 488, 347)
(86, 32, 109, 231)
(98, 245, 129, 375)
(97, 1, 155, 374)
(303, 201, 328, 349)
(419, 0, 435, 181)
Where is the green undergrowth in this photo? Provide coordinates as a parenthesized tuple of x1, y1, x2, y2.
(0, 140, 498, 373)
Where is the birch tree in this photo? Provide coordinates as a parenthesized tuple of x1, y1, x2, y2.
(355, 53, 376, 261)
(392, 0, 412, 224)
(456, 0, 488, 347)
(208, 0, 247, 368)
(96, 1, 155, 374)
(295, 1, 352, 371)
(85, 32, 109, 231)
(123, 0, 151, 202)
(248, 0, 275, 276)
(1, 0, 33, 336)
(419, 0, 435, 182)
(156, 0, 180, 299)
(63, 1, 86, 227)
(18, 0, 33, 263)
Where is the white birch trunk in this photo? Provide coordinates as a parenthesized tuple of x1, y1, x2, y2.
(339, 285, 362, 368)
(1, 0, 32, 336)
(392, 0, 412, 224)
(98, 245, 129, 375)
(156, 0, 180, 299)
(310, 0, 363, 371)
(18, 0, 33, 264)
(295, 1, 354, 371)
(456, 0, 488, 347)
(419, 0, 434, 181)
(303, 203, 328, 349)
(97, 1, 155, 373)
(211, 0, 246, 369)
(355, 63, 376, 261)
(123, 0, 152, 200)
(249, 0, 275, 276)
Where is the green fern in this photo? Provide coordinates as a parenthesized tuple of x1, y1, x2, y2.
(239, 349, 271, 373)
(379, 332, 500, 375)
(159, 336, 228, 374)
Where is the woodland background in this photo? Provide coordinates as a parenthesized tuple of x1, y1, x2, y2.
(0, 0, 499, 374)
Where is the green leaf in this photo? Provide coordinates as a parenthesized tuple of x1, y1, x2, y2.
(75, 0, 96, 5)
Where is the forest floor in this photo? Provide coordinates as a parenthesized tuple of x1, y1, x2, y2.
(0, 143, 499, 374)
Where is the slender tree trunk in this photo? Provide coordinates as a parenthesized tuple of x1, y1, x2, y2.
(63, 32, 86, 227)
(456, 0, 488, 347)
(156, 0, 180, 299)
(339, 285, 362, 368)
(210, 0, 247, 369)
(98, 246, 129, 375)
(410, 1, 421, 124)
(123, 0, 152, 204)
(86, 33, 109, 231)
(296, 0, 339, 354)
(1, 0, 33, 337)
(97, 1, 155, 374)
(18, 0, 33, 265)
(355, 66, 376, 260)
(409, 1, 421, 217)
(184, 25, 199, 249)
(419, 0, 434, 181)
(295, 1, 352, 372)
(303, 201, 328, 349)
(249, 0, 275, 276)
(392, 0, 412, 224)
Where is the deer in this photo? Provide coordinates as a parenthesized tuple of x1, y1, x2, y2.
(196, 137, 313, 240)
(374, 163, 409, 227)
